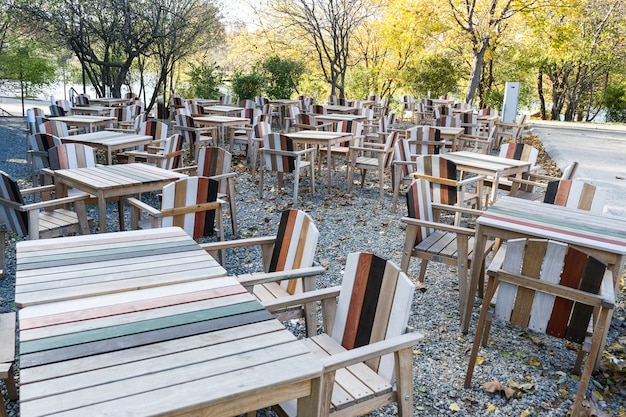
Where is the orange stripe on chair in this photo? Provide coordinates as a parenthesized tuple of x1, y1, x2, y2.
(342, 252, 373, 350)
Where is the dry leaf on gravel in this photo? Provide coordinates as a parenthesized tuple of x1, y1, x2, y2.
(482, 379, 516, 399)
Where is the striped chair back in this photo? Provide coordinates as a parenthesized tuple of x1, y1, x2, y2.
(55, 100, 71, 113)
(221, 94, 232, 105)
(160, 176, 220, 240)
(407, 125, 443, 155)
(140, 120, 168, 141)
(239, 99, 255, 109)
(394, 139, 415, 179)
(255, 96, 268, 107)
(312, 104, 326, 115)
(262, 133, 296, 173)
(402, 95, 415, 111)
(493, 238, 608, 344)
(174, 113, 198, 147)
(75, 94, 89, 107)
(331, 251, 414, 381)
(405, 179, 435, 245)
(240, 108, 258, 125)
(197, 146, 232, 194)
(499, 143, 538, 169)
(41, 120, 71, 137)
(49, 144, 97, 170)
(414, 155, 458, 205)
(296, 113, 317, 128)
(382, 131, 400, 168)
(335, 120, 362, 146)
(29, 133, 62, 173)
(439, 105, 453, 116)
(0, 171, 28, 236)
(26, 108, 46, 135)
(268, 209, 319, 295)
(544, 180, 605, 214)
(254, 120, 272, 139)
(160, 134, 184, 170)
(189, 102, 205, 116)
(49, 104, 65, 117)
(435, 115, 460, 128)
(327, 95, 337, 105)
(460, 112, 478, 135)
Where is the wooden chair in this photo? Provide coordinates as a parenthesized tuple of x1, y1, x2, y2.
(227, 107, 257, 159)
(266, 251, 424, 417)
(173, 113, 216, 162)
(494, 113, 528, 149)
(201, 208, 324, 336)
(392, 138, 418, 211)
(508, 161, 578, 201)
(0, 312, 17, 417)
(258, 133, 316, 203)
(128, 176, 224, 245)
(0, 170, 91, 277)
(251, 120, 272, 180)
(465, 238, 615, 417)
(125, 133, 184, 171)
(400, 178, 493, 309)
(347, 130, 399, 198)
(407, 125, 446, 156)
(74, 93, 90, 107)
(318, 120, 364, 173)
(402, 95, 416, 122)
(483, 142, 539, 197)
(459, 123, 498, 154)
(27, 133, 61, 186)
(181, 146, 238, 237)
(293, 113, 332, 132)
(48, 104, 66, 117)
(106, 113, 146, 134)
(413, 155, 483, 224)
(541, 179, 606, 213)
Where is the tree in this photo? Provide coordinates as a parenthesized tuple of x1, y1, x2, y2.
(180, 60, 223, 100)
(404, 54, 462, 98)
(261, 55, 305, 99)
(0, 41, 56, 115)
(267, 0, 373, 98)
(231, 71, 266, 101)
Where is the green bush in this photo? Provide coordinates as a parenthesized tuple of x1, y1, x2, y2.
(181, 61, 222, 99)
(604, 84, 626, 123)
(261, 56, 304, 99)
(404, 54, 461, 98)
(231, 71, 266, 101)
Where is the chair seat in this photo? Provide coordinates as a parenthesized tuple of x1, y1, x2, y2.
(38, 209, 92, 238)
(414, 230, 478, 259)
(277, 333, 394, 417)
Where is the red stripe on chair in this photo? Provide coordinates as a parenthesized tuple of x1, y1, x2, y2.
(270, 209, 297, 272)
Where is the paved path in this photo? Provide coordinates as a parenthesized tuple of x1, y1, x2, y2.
(529, 120, 626, 217)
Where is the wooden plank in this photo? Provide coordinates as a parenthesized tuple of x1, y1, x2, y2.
(21, 309, 274, 368)
(494, 240, 525, 322)
(565, 255, 606, 343)
(510, 240, 546, 327)
(0, 312, 16, 363)
(21, 320, 286, 384)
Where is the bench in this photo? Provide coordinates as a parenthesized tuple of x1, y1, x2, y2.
(0, 312, 17, 417)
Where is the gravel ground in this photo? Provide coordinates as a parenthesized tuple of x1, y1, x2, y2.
(0, 116, 624, 417)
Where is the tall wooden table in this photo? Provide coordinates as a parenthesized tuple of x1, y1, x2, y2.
(60, 131, 153, 164)
(53, 164, 186, 233)
(285, 130, 353, 193)
(16, 227, 323, 417)
(464, 197, 626, 335)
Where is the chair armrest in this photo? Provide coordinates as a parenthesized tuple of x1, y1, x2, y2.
(237, 265, 326, 289)
(401, 216, 477, 236)
(263, 286, 341, 313)
(19, 191, 90, 212)
(209, 172, 237, 181)
(457, 174, 486, 187)
(320, 332, 424, 372)
(126, 197, 162, 217)
(200, 236, 277, 252)
(431, 202, 484, 217)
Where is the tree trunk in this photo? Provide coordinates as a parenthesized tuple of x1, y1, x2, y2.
(537, 70, 546, 120)
(465, 40, 488, 104)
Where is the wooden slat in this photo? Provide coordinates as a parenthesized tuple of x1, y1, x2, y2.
(0, 313, 16, 364)
(510, 240, 546, 327)
(565, 255, 606, 343)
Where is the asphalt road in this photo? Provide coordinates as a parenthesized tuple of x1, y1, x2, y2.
(530, 120, 626, 217)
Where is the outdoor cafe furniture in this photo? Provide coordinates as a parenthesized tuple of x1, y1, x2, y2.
(265, 251, 423, 417)
(59, 130, 153, 164)
(445, 150, 533, 206)
(193, 114, 248, 150)
(14, 227, 325, 417)
(465, 238, 614, 417)
(87, 97, 131, 107)
(400, 178, 493, 316)
(203, 104, 245, 116)
(463, 195, 626, 336)
(52, 163, 187, 233)
(174, 114, 217, 161)
(322, 104, 357, 114)
(50, 115, 117, 133)
(69, 106, 111, 116)
(285, 129, 353, 193)
(258, 133, 316, 203)
(347, 131, 399, 198)
(0, 312, 16, 417)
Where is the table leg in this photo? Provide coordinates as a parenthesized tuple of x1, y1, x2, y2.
(297, 375, 322, 417)
(326, 146, 332, 193)
(594, 255, 625, 368)
(97, 191, 107, 233)
(462, 223, 488, 333)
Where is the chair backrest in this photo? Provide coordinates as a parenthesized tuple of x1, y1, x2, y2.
(561, 161, 578, 180)
(335, 120, 362, 146)
(189, 102, 205, 116)
(254, 120, 272, 139)
(435, 115, 460, 128)
(543, 179, 605, 214)
(239, 99, 255, 109)
(27, 108, 46, 135)
(29, 133, 62, 172)
(262, 133, 296, 173)
(459, 112, 478, 136)
(402, 95, 414, 111)
(48, 144, 98, 170)
(44, 120, 71, 137)
(75, 94, 89, 107)
(255, 96, 268, 107)
(296, 113, 317, 127)
(394, 138, 415, 179)
(197, 146, 232, 194)
(331, 251, 414, 381)
(56, 100, 71, 112)
(220, 94, 232, 105)
(407, 125, 444, 155)
(499, 143, 539, 169)
(414, 155, 458, 205)
(268, 209, 319, 297)
(174, 113, 197, 143)
(240, 108, 258, 126)
(160, 134, 184, 170)
(382, 131, 400, 168)
(49, 104, 66, 117)
(0, 170, 28, 236)
(493, 238, 609, 344)
(312, 104, 326, 115)
(160, 176, 220, 240)
(140, 120, 168, 141)
(405, 178, 435, 245)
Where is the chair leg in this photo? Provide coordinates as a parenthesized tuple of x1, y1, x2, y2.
(418, 259, 429, 282)
(227, 178, 238, 237)
(394, 347, 414, 417)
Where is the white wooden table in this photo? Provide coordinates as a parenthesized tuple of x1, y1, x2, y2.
(53, 164, 186, 233)
(285, 130, 354, 193)
(60, 131, 153, 164)
(16, 227, 323, 417)
(51, 115, 117, 132)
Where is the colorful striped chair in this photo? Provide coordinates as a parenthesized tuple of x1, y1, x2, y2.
(173, 114, 216, 162)
(124, 133, 184, 171)
(258, 133, 316, 203)
(400, 178, 493, 304)
(483, 142, 539, 199)
(128, 176, 223, 246)
(27, 133, 62, 186)
(508, 162, 579, 201)
(347, 130, 399, 198)
(201, 209, 324, 336)
(465, 238, 614, 417)
(542, 179, 606, 213)
(0, 170, 91, 277)
(267, 251, 423, 417)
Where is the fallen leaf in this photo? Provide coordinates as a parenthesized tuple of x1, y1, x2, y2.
(520, 409, 532, 417)
(486, 404, 496, 412)
(449, 402, 461, 412)
(482, 379, 516, 399)
(476, 356, 487, 365)
(528, 357, 541, 366)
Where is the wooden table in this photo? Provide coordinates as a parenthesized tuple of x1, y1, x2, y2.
(51, 115, 117, 132)
(60, 131, 153, 164)
(203, 105, 245, 116)
(88, 97, 131, 107)
(464, 196, 626, 333)
(285, 130, 353, 193)
(315, 114, 366, 124)
(323, 105, 357, 114)
(435, 126, 464, 151)
(15, 227, 226, 307)
(445, 151, 532, 206)
(53, 163, 186, 233)
(194, 115, 249, 147)
(70, 106, 112, 116)
(193, 99, 220, 106)
(16, 228, 323, 417)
